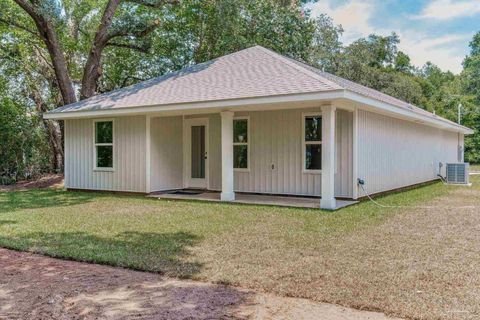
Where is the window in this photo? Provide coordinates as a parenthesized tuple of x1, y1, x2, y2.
(233, 118, 249, 170)
(303, 114, 322, 171)
(94, 120, 113, 170)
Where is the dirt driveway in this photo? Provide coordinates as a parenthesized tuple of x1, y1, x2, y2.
(0, 248, 396, 320)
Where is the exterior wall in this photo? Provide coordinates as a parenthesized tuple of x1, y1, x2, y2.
(231, 108, 353, 197)
(357, 109, 460, 195)
(150, 116, 183, 191)
(64, 116, 146, 192)
(335, 110, 353, 197)
(64, 107, 463, 198)
(176, 108, 353, 197)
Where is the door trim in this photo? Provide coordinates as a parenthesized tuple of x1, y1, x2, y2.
(183, 117, 209, 189)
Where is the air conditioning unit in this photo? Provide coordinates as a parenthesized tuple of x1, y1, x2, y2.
(446, 163, 469, 185)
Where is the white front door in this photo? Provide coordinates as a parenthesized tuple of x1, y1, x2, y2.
(184, 118, 209, 189)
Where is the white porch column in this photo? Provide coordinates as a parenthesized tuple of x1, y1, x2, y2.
(352, 108, 358, 200)
(145, 115, 151, 194)
(321, 105, 336, 210)
(220, 111, 235, 201)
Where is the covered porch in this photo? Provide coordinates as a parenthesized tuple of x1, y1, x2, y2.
(148, 190, 358, 210)
(146, 104, 357, 210)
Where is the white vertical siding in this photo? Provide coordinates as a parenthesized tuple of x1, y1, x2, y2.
(64, 116, 146, 192)
(335, 110, 353, 197)
(357, 109, 459, 195)
(207, 114, 222, 190)
(459, 133, 465, 162)
(229, 108, 353, 197)
(64, 108, 463, 198)
(150, 116, 183, 191)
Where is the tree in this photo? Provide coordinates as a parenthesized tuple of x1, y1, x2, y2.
(310, 14, 343, 72)
(394, 51, 412, 73)
(0, 93, 50, 183)
(0, 0, 178, 170)
(333, 33, 423, 105)
(463, 32, 480, 104)
(461, 32, 480, 162)
(168, 0, 316, 65)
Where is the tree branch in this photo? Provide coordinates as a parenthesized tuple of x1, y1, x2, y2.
(12, 0, 77, 105)
(0, 17, 40, 37)
(80, 0, 122, 99)
(106, 20, 160, 41)
(80, 0, 177, 99)
(125, 0, 179, 8)
(10, 0, 37, 20)
(33, 44, 54, 70)
(106, 41, 149, 53)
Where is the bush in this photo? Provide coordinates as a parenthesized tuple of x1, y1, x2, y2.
(0, 98, 52, 185)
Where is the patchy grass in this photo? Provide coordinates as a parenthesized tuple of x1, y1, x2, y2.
(0, 177, 479, 319)
(469, 163, 480, 172)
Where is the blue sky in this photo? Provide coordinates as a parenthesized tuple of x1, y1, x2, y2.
(304, 0, 480, 73)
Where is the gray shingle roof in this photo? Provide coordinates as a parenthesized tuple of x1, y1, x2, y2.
(51, 46, 342, 113)
(47, 45, 467, 131)
(284, 55, 439, 119)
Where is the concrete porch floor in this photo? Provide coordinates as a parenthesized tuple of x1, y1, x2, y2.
(148, 190, 358, 210)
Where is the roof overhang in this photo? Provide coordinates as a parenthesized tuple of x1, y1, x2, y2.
(343, 91, 473, 135)
(44, 89, 473, 135)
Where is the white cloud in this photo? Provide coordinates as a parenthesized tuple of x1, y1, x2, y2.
(305, 0, 375, 43)
(397, 33, 471, 73)
(413, 0, 480, 21)
(305, 0, 470, 73)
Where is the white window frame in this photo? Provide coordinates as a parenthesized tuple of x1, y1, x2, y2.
(233, 116, 250, 172)
(302, 112, 322, 174)
(93, 119, 115, 172)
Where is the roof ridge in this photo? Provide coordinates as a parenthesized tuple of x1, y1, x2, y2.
(254, 46, 344, 90)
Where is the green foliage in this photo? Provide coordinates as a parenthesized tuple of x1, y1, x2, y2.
(310, 14, 343, 72)
(0, 98, 51, 184)
(461, 32, 480, 163)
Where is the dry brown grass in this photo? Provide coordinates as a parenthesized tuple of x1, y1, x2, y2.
(188, 182, 480, 319)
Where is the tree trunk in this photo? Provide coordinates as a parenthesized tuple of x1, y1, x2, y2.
(41, 26, 77, 105)
(13, 0, 77, 106)
(80, 0, 122, 99)
(30, 91, 64, 171)
(44, 120, 64, 172)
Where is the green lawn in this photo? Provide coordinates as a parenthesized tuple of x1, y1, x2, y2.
(1, 177, 478, 319)
(0, 180, 447, 276)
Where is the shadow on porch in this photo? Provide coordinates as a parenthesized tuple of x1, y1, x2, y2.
(148, 190, 357, 210)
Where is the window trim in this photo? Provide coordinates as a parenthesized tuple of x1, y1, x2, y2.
(302, 112, 322, 174)
(233, 116, 250, 172)
(93, 119, 115, 172)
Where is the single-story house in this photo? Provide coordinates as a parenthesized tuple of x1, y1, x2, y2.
(44, 46, 473, 210)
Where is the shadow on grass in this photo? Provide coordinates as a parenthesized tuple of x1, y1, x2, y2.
(0, 220, 17, 225)
(0, 231, 203, 278)
(0, 189, 100, 213)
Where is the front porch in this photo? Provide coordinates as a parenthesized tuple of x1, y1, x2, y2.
(148, 190, 358, 210)
(147, 104, 357, 210)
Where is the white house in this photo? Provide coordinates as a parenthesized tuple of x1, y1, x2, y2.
(44, 46, 473, 209)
